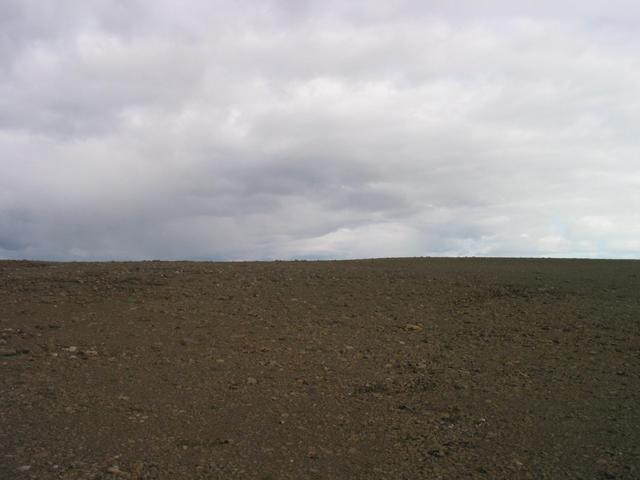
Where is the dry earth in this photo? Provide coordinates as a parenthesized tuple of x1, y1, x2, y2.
(1, 258, 639, 479)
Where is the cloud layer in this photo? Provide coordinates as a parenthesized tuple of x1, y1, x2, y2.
(1, 0, 639, 260)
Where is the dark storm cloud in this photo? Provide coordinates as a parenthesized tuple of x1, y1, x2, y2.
(0, 0, 638, 260)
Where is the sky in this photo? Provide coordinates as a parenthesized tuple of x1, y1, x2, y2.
(1, 0, 639, 261)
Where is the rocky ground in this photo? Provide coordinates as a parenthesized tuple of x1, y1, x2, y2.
(1, 258, 639, 479)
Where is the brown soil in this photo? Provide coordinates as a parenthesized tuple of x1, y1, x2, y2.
(1, 258, 639, 479)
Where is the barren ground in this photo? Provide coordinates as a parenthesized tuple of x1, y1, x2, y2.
(1, 258, 639, 479)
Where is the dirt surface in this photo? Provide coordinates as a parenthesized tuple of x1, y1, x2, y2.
(1, 258, 639, 479)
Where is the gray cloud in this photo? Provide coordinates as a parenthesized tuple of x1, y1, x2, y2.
(0, 0, 638, 260)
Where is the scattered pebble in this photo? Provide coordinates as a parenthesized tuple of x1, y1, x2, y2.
(0, 348, 18, 356)
(428, 448, 446, 458)
(404, 323, 423, 332)
(106, 465, 129, 477)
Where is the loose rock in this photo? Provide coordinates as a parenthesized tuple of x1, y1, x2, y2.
(404, 323, 423, 332)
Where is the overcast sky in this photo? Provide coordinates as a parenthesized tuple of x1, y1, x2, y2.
(1, 1, 638, 260)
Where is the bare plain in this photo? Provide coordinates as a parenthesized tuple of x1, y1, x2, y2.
(1, 258, 639, 479)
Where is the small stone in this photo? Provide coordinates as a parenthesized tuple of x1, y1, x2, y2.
(428, 448, 445, 458)
(404, 323, 423, 332)
(106, 465, 129, 477)
(130, 462, 144, 478)
(247, 377, 258, 385)
(0, 348, 18, 356)
(17, 465, 31, 472)
(66, 346, 78, 353)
